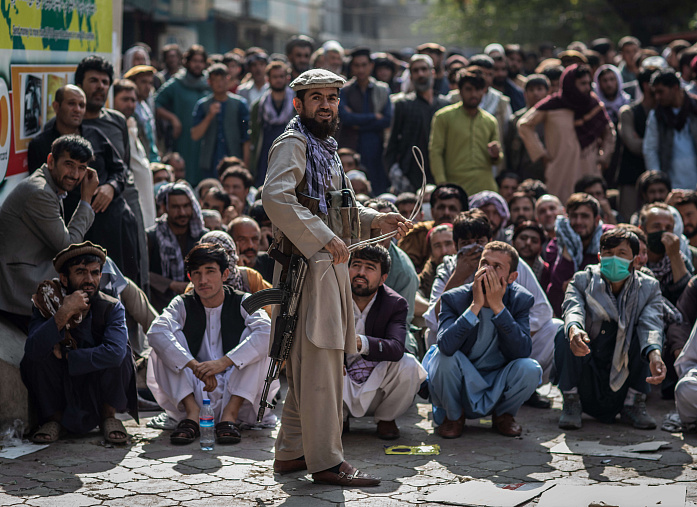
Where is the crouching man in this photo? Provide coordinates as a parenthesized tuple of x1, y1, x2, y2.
(556, 227, 666, 430)
(424, 241, 541, 438)
(343, 245, 428, 440)
(147, 243, 276, 445)
(21, 242, 137, 444)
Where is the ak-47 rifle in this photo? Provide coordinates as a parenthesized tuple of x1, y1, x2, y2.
(241, 249, 308, 423)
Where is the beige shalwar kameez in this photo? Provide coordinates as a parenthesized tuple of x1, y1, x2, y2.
(262, 130, 378, 474)
(518, 107, 615, 204)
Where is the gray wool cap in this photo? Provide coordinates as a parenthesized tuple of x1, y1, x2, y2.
(289, 69, 345, 91)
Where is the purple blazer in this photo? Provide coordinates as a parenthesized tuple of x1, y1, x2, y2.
(361, 284, 409, 362)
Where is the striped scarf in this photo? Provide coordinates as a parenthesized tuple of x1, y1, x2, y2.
(285, 115, 340, 214)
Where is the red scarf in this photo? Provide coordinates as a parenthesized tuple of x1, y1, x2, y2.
(536, 64, 611, 149)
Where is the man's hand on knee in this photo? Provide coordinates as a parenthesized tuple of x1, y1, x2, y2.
(646, 350, 666, 385)
(568, 325, 591, 357)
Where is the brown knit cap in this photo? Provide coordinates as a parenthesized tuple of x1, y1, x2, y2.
(53, 241, 107, 273)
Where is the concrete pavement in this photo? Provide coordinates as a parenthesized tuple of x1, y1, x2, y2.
(2, 387, 697, 506)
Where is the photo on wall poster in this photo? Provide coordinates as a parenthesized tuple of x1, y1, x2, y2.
(21, 74, 42, 138)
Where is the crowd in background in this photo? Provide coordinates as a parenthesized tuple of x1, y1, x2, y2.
(3, 31, 697, 445)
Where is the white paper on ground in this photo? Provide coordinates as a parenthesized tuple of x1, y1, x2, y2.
(0, 442, 49, 459)
(549, 440, 671, 461)
(536, 484, 686, 507)
(425, 480, 555, 506)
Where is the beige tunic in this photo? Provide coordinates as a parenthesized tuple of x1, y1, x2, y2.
(518, 107, 616, 204)
(262, 131, 377, 352)
(262, 129, 378, 473)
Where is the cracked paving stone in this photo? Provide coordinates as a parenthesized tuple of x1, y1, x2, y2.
(172, 474, 222, 485)
(0, 492, 27, 506)
(189, 479, 264, 495)
(549, 457, 588, 472)
(621, 476, 675, 485)
(273, 496, 342, 507)
(25, 493, 100, 507)
(117, 457, 158, 469)
(175, 458, 223, 470)
(388, 491, 425, 503)
(79, 467, 149, 484)
(159, 488, 211, 501)
(343, 498, 413, 506)
(401, 473, 449, 487)
(312, 488, 369, 503)
(242, 475, 277, 486)
(130, 463, 195, 479)
(420, 467, 462, 481)
(102, 494, 178, 506)
(74, 478, 117, 492)
(183, 498, 257, 507)
(82, 487, 135, 500)
(120, 478, 188, 494)
(597, 466, 640, 482)
(210, 464, 258, 480)
(235, 487, 292, 503)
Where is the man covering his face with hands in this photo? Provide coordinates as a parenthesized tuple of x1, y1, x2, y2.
(424, 241, 541, 439)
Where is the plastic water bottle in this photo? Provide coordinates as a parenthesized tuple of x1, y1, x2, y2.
(200, 399, 215, 451)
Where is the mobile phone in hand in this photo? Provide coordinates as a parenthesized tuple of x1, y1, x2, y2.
(457, 243, 483, 256)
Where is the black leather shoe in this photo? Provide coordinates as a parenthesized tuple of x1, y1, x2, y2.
(524, 391, 551, 409)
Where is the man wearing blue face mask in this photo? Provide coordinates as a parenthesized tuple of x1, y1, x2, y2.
(555, 227, 666, 430)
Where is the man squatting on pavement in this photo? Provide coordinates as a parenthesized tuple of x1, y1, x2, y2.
(262, 68, 412, 486)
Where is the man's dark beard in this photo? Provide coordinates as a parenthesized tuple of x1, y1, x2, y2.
(685, 227, 697, 239)
(351, 277, 378, 298)
(300, 113, 339, 139)
(67, 279, 99, 303)
(271, 84, 286, 92)
(493, 77, 507, 87)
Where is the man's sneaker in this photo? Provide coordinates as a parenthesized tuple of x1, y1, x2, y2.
(147, 412, 179, 430)
(559, 392, 583, 430)
(620, 393, 657, 429)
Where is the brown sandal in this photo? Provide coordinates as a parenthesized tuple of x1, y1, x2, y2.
(31, 421, 65, 443)
(170, 418, 200, 445)
(102, 417, 129, 444)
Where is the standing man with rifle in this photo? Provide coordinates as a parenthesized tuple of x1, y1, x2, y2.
(261, 69, 412, 486)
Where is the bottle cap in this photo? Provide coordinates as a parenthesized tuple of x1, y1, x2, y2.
(203, 399, 210, 405)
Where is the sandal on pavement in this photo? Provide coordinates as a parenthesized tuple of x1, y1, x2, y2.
(31, 421, 66, 443)
(170, 418, 200, 445)
(312, 461, 381, 487)
(215, 421, 241, 444)
(102, 417, 129, 444)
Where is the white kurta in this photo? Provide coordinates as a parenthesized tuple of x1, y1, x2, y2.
(343, 293, 427, 422)
(675, 320, 697, 424)
(423, 258, 560, 383)
(146, 293, 279, 426)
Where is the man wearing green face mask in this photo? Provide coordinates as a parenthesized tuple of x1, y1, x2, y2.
(555, 227, 666, 430)
(640, 202, 693, 306)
